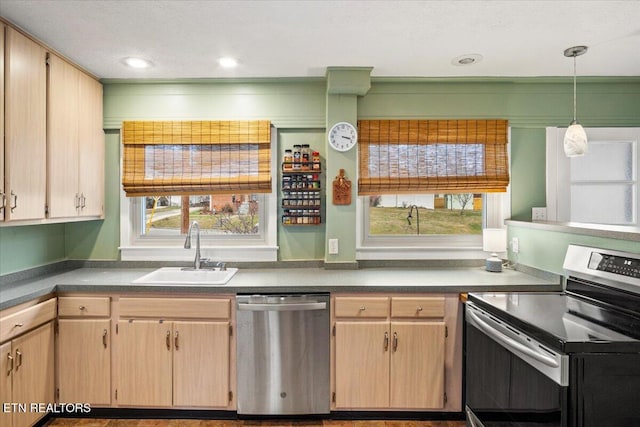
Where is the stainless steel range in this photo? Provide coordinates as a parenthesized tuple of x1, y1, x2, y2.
(465, 245, 640, 427)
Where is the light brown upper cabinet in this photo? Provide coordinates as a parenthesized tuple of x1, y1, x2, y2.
(0, 24, 5, 221)
(47, 54, 104, 219)
(4, 26, 47, 221)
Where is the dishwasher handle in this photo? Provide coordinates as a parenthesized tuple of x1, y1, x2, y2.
(238, 302, 326, 312)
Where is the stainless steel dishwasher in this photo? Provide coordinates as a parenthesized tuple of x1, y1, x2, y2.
(236, 293, 330, 415)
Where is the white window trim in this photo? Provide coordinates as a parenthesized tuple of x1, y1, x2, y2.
(119, 128, 279, 262)
(356, 135, 512, 261)
(546, 127, 640, 224)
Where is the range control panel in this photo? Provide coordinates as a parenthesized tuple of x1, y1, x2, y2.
(589, 252, 640, 279)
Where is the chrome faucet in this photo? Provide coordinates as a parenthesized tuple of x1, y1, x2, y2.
(184, 220, 209, 270)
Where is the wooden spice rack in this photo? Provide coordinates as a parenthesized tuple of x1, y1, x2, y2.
(281, 164, 322, 226)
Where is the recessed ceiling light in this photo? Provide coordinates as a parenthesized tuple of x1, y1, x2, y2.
(451, 53, 483, 66)
(122, 57, 152, 69)
(218, 57, 238, 68)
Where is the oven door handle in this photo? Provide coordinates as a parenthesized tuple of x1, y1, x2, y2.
(467, 307, 559, 368)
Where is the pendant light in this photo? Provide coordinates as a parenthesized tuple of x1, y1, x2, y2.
(563, 45, 588, 157)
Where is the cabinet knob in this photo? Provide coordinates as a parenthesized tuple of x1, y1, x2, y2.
(14, 323, 23, 328)
(359, 306, 366, 311)
(79, 306, 86, 311)
(417, 306, 423, 312)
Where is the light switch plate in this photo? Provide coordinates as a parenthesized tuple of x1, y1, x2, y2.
(328, 239, 339, 255)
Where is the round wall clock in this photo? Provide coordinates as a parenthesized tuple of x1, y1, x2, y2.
(328, 121, 358, 152)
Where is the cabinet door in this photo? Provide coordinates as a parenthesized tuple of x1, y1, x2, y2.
(390, 321, 446, 409)
(12, 322, 54, 427)
(77, 72, 104, 217)
(173, 321, 229, 407)
(0, 341, 12, 427)
(47, 54, 80, 218)
(0, 24, 5, 222)
(5, 27, 47, 221)
(57, 319, 110, 405)
(115, 320, 172, 407)
(335, 321, 390, 408)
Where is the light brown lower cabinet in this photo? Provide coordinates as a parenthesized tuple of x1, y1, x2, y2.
(57, 319, 111, 405)
(1, 322, 55, 427)
(114, 297, 233, 409)
(332, 294, 459, 411)
(115, 320, 230, 408)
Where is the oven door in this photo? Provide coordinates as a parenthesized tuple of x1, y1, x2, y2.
(465, 302, 569, 427)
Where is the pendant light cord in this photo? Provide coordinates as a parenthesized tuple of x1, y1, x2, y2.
(573, 54, 577, 122)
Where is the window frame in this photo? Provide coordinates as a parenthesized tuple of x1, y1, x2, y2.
(546, 127, 640, 226)
(356, 132, 511, 261)
(119, 127, 278, 262)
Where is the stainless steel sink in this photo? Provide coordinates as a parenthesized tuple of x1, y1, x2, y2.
(132, 267, 238, 285)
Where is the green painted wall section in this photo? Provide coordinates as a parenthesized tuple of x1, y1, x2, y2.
(1, 77, 640, 274)
(277, 128, 326, 260)
(0, 224, 66, 275)
(102, 79, 327, 129)
(508, 224, 640, 275)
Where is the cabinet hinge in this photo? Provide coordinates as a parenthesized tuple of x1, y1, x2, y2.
(115, 389, 118, 400)
(444, 392, 448, 404)
(332, 324, 336, 337)
(332, 392, 336, 403)
(56, 388, 60, 400)
(54, 320, 59, 335)
(44, 204, 49, 215)
(229, 325, 233, 336)
(229, 391, 233, 402)
(116, 324, 119, 334)
(445, 325, 448, 338)
(45, 52, 50, 65)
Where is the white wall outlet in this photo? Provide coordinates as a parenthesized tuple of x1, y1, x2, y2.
(328, 238, 339, 255)
(511, 237, 519, 253)
(532, 207, 547, 221)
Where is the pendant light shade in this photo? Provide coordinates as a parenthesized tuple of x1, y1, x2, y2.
(563, 46, 588, 157)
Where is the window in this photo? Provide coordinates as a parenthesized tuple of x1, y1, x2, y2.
(546, 127, 640, 226)
(120, 121, 277, 261)
(357, 119, 510, 260)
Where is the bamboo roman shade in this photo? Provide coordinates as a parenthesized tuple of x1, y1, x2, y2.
(122, 120, 272, 196)
(358, 119, 509, 195)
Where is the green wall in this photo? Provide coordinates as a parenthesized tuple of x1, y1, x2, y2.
(1, 76, 640, 275)
(0, 224, 66, 275)
(508, 224, 640, 275)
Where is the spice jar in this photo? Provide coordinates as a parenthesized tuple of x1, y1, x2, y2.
(312, 151, 321, 170)
(293, 145, 302, 170)
(301, 144, 310, 170)
(283, 149, 293, 169)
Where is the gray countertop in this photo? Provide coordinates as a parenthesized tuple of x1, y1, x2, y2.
(0, 266, 561, 311)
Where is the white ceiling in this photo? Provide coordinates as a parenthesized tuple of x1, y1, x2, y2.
(1, 0, 640, 80)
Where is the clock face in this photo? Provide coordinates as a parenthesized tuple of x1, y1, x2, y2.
(328, 122, 358, 152)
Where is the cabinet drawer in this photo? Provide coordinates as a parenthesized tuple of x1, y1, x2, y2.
(391, 297, 445, 318)
(119, 297, 231, 319)
(0, 298, 57, 342)
(334, 297, 389, 318)
(58, 297, 110, 317)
